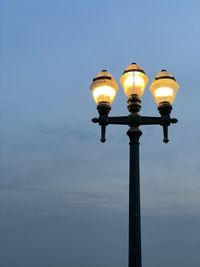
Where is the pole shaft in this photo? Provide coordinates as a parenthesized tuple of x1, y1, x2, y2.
(127, 127, 142, 267)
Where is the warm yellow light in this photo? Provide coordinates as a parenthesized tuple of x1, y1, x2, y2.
(150, 70, 179, 106)
(155, 87, 173, 98)
(90, 70, 118, 105)
(120, 63, 149, 98)
(122, 72, 145, 96)
(92, 85, 116, 104)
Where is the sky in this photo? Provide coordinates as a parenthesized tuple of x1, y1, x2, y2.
(0, 0, 200, 266)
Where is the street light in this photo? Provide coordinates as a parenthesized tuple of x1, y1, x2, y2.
(90, 63, 180, 267)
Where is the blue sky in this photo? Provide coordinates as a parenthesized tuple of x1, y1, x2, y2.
(0, 0, 200, 266)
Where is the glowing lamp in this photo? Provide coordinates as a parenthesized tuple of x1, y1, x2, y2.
(120, 63, 149, 99)
(90, 70, 118, 105)
(150, 70, 179, 106)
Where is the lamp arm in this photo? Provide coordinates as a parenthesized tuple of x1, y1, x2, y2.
(140, 116, 161, 125)
(92, 116, 130, 125)
(92, 111, 178, 143)
(92, 115, 129, 143)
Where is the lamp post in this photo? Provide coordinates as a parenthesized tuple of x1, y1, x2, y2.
(90, 63, 179, 267)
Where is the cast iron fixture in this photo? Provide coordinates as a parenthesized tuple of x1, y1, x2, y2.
(90, 63, 179, 267)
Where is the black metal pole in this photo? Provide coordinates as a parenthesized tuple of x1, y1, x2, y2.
(92, 97, 178, 267)
(127, 127, 142, 267)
